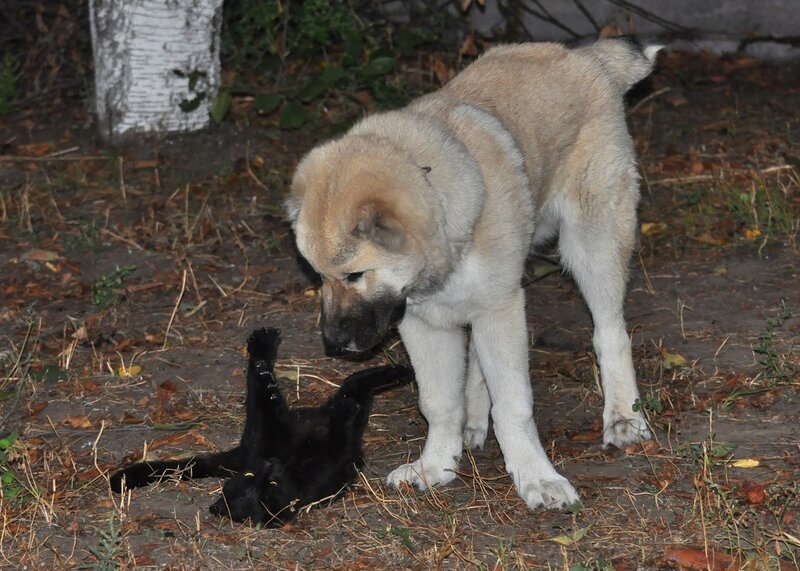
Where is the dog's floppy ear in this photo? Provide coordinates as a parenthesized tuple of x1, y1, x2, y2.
(352, 200, 405, 252)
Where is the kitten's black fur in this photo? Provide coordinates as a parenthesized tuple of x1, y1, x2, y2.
(110, 328, 409, 527)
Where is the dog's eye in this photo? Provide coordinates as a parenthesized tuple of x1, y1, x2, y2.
(345, 272, 364, 283)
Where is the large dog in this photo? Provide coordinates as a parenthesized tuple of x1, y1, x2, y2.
(286, 38, 661, 509)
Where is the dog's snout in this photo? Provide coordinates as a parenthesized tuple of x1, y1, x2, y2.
(322, 317, 357, 350)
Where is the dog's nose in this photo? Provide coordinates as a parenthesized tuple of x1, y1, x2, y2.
(322, 318, 355, 352)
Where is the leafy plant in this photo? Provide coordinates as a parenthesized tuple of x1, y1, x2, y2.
(0, 431, 24, 501)
(0, 53, 20, 116)
(92, 265, 136, 308)
(220, 0, 463, 129)
(633, 393, 664, 415)
(727, 174, 799, 247)
(80, 514, 122, 571)
(389, 526, 416, 550)
(174, 69, 208, 113)
(754, 300, 797, 384)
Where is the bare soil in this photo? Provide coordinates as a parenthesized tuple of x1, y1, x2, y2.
(0, 51, 798, 570)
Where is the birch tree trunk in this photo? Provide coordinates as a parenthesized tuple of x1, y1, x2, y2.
(89, 0, 225, 140)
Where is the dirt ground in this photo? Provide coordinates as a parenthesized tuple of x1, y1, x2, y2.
(0, 50, 799, 570)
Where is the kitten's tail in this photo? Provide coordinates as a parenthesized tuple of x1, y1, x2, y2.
(336, 365, 412, 403)
(109, 447, 242, 493)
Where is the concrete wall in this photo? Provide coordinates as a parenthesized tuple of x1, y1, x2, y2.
(470, 0, 800, 59)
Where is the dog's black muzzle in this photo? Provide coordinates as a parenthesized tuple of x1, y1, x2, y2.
(322, 296, 406, 356)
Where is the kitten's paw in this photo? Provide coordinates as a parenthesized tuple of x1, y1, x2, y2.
(462, 425, 488, 450)
(386, 458, 457, 491)
(514, 471, 581, 511)
(247, 328, 281, 361)
(603, 413, 651, 449)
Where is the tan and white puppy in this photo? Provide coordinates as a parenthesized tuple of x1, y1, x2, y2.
(287, 38, 662, 509)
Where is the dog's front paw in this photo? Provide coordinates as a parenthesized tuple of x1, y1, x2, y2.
(515, 471, 581, 511)
(386, 458, 457, 491)
(603, 413, 651, 448)
(462, 425, 488, 450)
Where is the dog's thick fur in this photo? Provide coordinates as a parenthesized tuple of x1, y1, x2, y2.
(287, 39, 661, 509)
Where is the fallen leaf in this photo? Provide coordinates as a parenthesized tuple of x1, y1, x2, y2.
(16, 143, 53, 157)
(175, 410, 199, 422)
(743, 228, 761, 239)
(77, 467, 102, 482)
(121, 413, 145, 425)
(65, 416, 93, 429)
(568, 429, 602, 442)
(624, 439, 661, 455)
(663, 352, 687, 369)
(663, 546, 735, 570)
(741, 481, 767, 505)
(641, 222, 668, 236)
(117, 364, 142, 377)
(158, 380, 178, 392)
(72, 325, 88, 341)
(693, 233, 726, 246)
(731, 458, 760, 468)
(27, 402, 47, 416)
(547, 526, 589, 546)
(276, 369, 299, 381)
(21, 249, 60, 262)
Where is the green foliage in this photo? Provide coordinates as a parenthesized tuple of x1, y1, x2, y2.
(389, 526, 416, 550)
(0, 432, 24, 501)
(754, 300, 797, 384)
(569, 557, 613, 571)
(632, 393, 664, 415)
(80, 514, 122, 571)
(210, 90, 232, 124)
(174, 69, 208, 113)
(92, 265, 136, 308)
(0, 53, 19, 116)
(677, 441, 736, 465)
(221, 0, 461, 129)
(727, 177, 799, 247)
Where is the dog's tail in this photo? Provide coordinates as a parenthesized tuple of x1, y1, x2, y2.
(587, 36, 664, 93)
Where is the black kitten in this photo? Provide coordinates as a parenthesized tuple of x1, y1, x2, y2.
(110, 328, 409, 527)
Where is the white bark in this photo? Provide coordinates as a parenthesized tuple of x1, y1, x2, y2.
(89, 0, 224, 139)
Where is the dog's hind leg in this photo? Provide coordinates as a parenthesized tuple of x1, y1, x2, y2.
(386, 314, 465, 490)
(557, 194, 651, 449)
(463, 338, 490, 450)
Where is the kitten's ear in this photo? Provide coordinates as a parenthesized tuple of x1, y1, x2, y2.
(351, 200, 405, 252)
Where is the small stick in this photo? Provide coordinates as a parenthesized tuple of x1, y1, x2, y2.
(246, 141, 270, 192)
(0, 154, 107, 162)
(629, 87, 671, 113)
(162, 270, 188, 351)
(118, 156, 126, 203)
(638, 249, 656, 295)
(713, 336, 730, 360)
(100, 228, 144, 251)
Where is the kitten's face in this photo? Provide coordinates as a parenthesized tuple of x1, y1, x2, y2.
(209, 460, 295, 527)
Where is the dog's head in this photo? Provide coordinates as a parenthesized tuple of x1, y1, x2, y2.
(287, 136, 446, 354)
